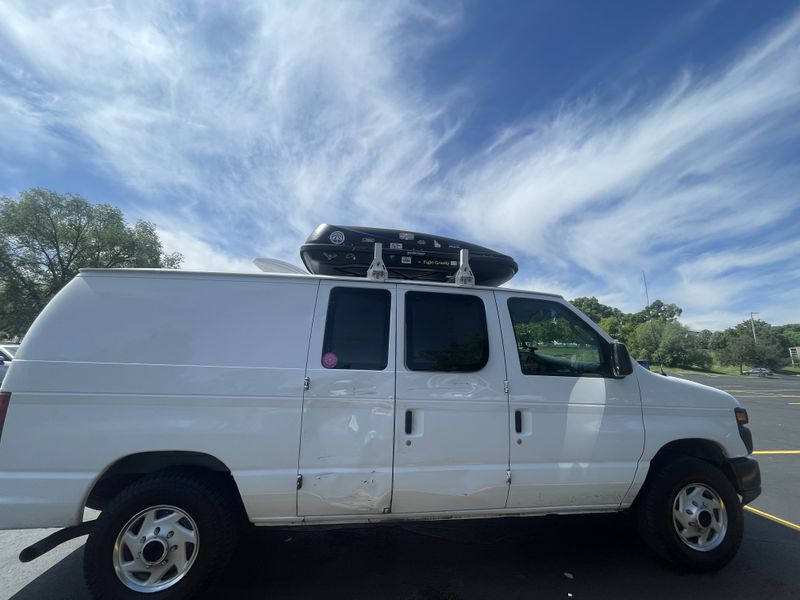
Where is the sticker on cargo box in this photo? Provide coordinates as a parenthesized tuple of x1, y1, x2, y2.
(322, 352, 339, 369)
(389, 242, 403, 249)
(399, 232, 414, 240)
(401, 256, 412, 264)
(329, 230, 345, 245)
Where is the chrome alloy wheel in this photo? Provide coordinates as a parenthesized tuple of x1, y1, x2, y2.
(113, 505, 199, 593)
(672, 483, 728, 552)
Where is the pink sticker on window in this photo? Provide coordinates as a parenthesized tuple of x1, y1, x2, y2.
(322, 352, 338, 369)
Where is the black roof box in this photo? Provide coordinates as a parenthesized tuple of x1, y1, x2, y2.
(300, 224, 518, 287)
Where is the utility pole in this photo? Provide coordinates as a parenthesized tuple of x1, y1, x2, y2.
(750, 312, 759, 344)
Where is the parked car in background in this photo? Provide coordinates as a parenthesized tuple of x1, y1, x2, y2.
(743, 368, 772, 377)
(0, 344, 18, 384)
(0, 344, 19, 359)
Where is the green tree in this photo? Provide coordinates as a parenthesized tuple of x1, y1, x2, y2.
(570, 297, 623, 323)
(628, 320, 710, 368)
(716, 320, 788, 373)
(716, 330, 754, 374)
(654, 322, 710, 369)
(0, 188, 182, 337)
(571, 297, 684, 348)
(629, 320, 665, 362)
(775, 324, 800, 349)
(632, 299, 683, 324)
(695, 329, 713, 349)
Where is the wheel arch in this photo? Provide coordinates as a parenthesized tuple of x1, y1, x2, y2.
(634, 438, 735, 506)
(85, 451, 239, 511)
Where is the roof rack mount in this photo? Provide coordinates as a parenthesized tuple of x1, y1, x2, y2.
(366, 243, 388, 282)
(454, 249, 475, 287)
(367, 244, 474, 287)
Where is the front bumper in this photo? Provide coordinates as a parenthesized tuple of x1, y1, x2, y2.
(726, 457, 761, 505)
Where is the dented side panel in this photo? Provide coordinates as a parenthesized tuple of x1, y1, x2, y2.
(297, 281, 397, 516)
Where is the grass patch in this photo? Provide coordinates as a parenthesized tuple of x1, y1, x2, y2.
(655, 363, 800, 377)
(776, 365, 800, 375)
(649, 363, 743, 376)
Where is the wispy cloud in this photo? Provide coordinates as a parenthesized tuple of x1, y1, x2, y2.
(450, 10, 800, 327)
(0, 2, 798, 329)
(0, 0, 462, 263)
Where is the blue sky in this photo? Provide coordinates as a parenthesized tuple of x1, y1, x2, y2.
(1, 1, 798, 330)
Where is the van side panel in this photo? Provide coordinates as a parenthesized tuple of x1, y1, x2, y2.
(0, 272, 318, 528)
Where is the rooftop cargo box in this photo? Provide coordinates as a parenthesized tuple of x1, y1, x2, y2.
(300, 224, 518, 287)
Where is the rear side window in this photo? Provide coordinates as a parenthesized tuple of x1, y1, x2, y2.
(322, 287, 391, 370)
(507, 298, 609, 377)
(405, 292, 489, 372)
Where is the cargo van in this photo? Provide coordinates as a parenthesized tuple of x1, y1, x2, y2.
(0, 228, 760, 599)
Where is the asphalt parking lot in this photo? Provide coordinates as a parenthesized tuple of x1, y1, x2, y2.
(2, 373, 799, 599)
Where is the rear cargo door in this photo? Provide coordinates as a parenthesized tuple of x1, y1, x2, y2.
(297, 281, 396, 516)
(391, 286, 511, 513)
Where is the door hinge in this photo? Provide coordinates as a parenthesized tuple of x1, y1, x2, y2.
(297, 474, 303, 489)
(503, 380, 509, 394)
(303, 376, 310, 391)
(505, 469, 512, 484)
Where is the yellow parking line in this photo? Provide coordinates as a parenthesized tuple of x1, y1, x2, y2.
(744, 506, 800, 532)
(752, 450, 800, 455)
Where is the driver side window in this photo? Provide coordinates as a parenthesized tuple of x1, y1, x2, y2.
(507, 298, 610, 377)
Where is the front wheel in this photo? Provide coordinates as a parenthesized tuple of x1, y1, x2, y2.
(84, 472, 239, 599)
(636, 457, 743, 572)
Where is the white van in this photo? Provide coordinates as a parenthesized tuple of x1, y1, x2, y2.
(0, 255, 760, 598)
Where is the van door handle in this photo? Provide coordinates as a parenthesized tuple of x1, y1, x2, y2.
(405, 410, 413, 435)
(514, 410, 522, 434)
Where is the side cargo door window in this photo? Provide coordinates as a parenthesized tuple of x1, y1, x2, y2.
(405, 291, 489, 372)
(321, 287, 391, 370)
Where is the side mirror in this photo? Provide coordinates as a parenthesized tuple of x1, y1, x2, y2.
(611, 341, 633, 378)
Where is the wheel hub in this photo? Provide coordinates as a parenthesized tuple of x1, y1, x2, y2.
(113, 505, 199, 592)
(141, 538, 168, 565)
(698, 510, 712, 528)
(672, 483, 728, 552)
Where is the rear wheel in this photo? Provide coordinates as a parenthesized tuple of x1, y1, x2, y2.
(636, 457, 743, 572)
(84, 472, 239, 599)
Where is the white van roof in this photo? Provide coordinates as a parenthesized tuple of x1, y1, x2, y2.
(78, 268, 564, 299)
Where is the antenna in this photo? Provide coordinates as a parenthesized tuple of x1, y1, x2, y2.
(642, 270, 661, 372)
(253, 258, 308, 274)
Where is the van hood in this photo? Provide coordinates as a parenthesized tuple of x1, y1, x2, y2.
(635, 366, 740, 409)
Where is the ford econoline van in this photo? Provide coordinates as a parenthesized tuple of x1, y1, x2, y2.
(0, 231, 760, 599)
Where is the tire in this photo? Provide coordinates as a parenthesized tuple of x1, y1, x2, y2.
(84, 471, 240, 599)
(635, 456, 743, 572)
